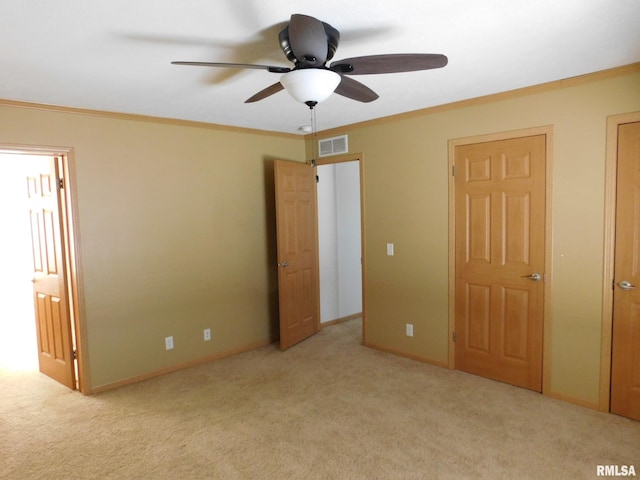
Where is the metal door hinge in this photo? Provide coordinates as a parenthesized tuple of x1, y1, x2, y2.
(73, 349, 77, 359)
(58, 178, 64, 189)
(316, 175, 319, 183)
(452, 331, 457, 342)
(311, 159, 316, 167)
(452, 165, 456, 176)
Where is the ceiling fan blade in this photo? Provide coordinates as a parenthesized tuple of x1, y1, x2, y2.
(288, 14, 328, 65)
(331, 54, 448, 75)
(334, 76, 379, 103)
(171, 61, 291, 74)
(245, 82, 284, 103)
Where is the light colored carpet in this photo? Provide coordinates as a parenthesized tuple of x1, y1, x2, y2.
(1, 318, 638, 479)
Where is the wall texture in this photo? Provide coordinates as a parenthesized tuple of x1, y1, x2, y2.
(317, 163, 340, 322)
(335, 161, 363, 318)
(317, 66, 640, 407)
(0, 105, 304, 390)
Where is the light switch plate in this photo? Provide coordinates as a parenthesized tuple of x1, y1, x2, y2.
(387, 243, 394, 256)
(406, 324, 414, 337)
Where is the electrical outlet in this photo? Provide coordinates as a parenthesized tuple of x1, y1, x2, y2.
(165, 336, 174, 350)
(203, 328, 211, 342)
(406, 324, 414, 337)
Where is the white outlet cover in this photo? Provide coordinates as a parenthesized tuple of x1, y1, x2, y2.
(204, 328, 211, 341)
(165, 336, 174, 350)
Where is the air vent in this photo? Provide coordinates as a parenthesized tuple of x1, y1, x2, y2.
(318, 135, 348, 157)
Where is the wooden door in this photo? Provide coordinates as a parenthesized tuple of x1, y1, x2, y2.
(611, 121, 640, 420)
(274, 159, 320, 350)
(454, 135, 546, 391)
(26, 155, 75, 389)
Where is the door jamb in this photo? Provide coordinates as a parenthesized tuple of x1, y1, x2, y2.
(0, 144, 89, 394)
(314, 152, 367, 344)
(447, 126, 554, 395)
(600, 111, 640, 411)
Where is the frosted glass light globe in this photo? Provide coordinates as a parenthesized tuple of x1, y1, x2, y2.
(280, 69, 341, 104)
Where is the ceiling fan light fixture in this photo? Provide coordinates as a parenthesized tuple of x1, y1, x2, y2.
(280, 69, 341, 104)
(173, 15, 448, 105)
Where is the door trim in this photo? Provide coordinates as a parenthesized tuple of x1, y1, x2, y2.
(447, 126, 554, 395)
(0, 143, 89, 394)
(315, 152, 367, 344)
(600, 111, 640, 412)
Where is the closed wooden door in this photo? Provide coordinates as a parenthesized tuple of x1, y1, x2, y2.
(611, 121, 640, 421)
(26, 155, 75, 389)
(454, 135, 546, 391)
(274, 160, 320, 350)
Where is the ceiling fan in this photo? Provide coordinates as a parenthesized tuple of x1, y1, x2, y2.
(172, 14, 448, 107)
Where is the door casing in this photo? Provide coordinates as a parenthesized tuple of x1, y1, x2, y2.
(447, 126, 554, 395)
(1, 144, 88, 393)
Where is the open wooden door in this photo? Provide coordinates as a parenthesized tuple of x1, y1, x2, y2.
(611, 121, 640, 421)
(26, 155, 76, 389)
(274, 159, 320, 350)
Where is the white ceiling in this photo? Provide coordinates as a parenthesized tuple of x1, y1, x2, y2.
(2, 0, 639, 135)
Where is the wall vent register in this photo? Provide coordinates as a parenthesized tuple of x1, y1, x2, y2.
(319, 135, 348, 157)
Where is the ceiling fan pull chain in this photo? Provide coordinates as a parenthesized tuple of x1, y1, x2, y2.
(311, 105, 318, 164)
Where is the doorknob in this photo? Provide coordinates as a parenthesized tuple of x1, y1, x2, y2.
(280, 261, 289, 268)
(521, 273, 542, 281)
(617, 280, 637, 290)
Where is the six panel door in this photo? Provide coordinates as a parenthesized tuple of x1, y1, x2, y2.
(611, 121, 640, 421)
(455, 135, 546, 391)
(26, 155, 75, 389)
(274, 159, 320, 350)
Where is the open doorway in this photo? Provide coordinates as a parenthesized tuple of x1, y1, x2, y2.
(1, 154, 39, 371)
(0, 148, 82, 391)
(316, 154, 364, 331)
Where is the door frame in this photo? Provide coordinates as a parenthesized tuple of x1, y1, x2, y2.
(600, 111, 640, 412)
(1, 143, 89, 393)
(315, 152, 367, 344)
(447, 125, 554, 394)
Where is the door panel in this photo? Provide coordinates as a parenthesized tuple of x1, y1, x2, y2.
(503, 192, 531, 264)
(455, 135, 545, 391)
(274, 160, 320, 350)
(466, 282, 491, 352)
(468, 194, 491, 263)
(611, 121, 640, 420)
(501, 286, 529, 361)
(26, 156, 75, 389)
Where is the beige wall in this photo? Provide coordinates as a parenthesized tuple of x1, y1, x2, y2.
(318, 66, 640, 407)
(0, 105, 304, 390)
(2, 65, 639, 406)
